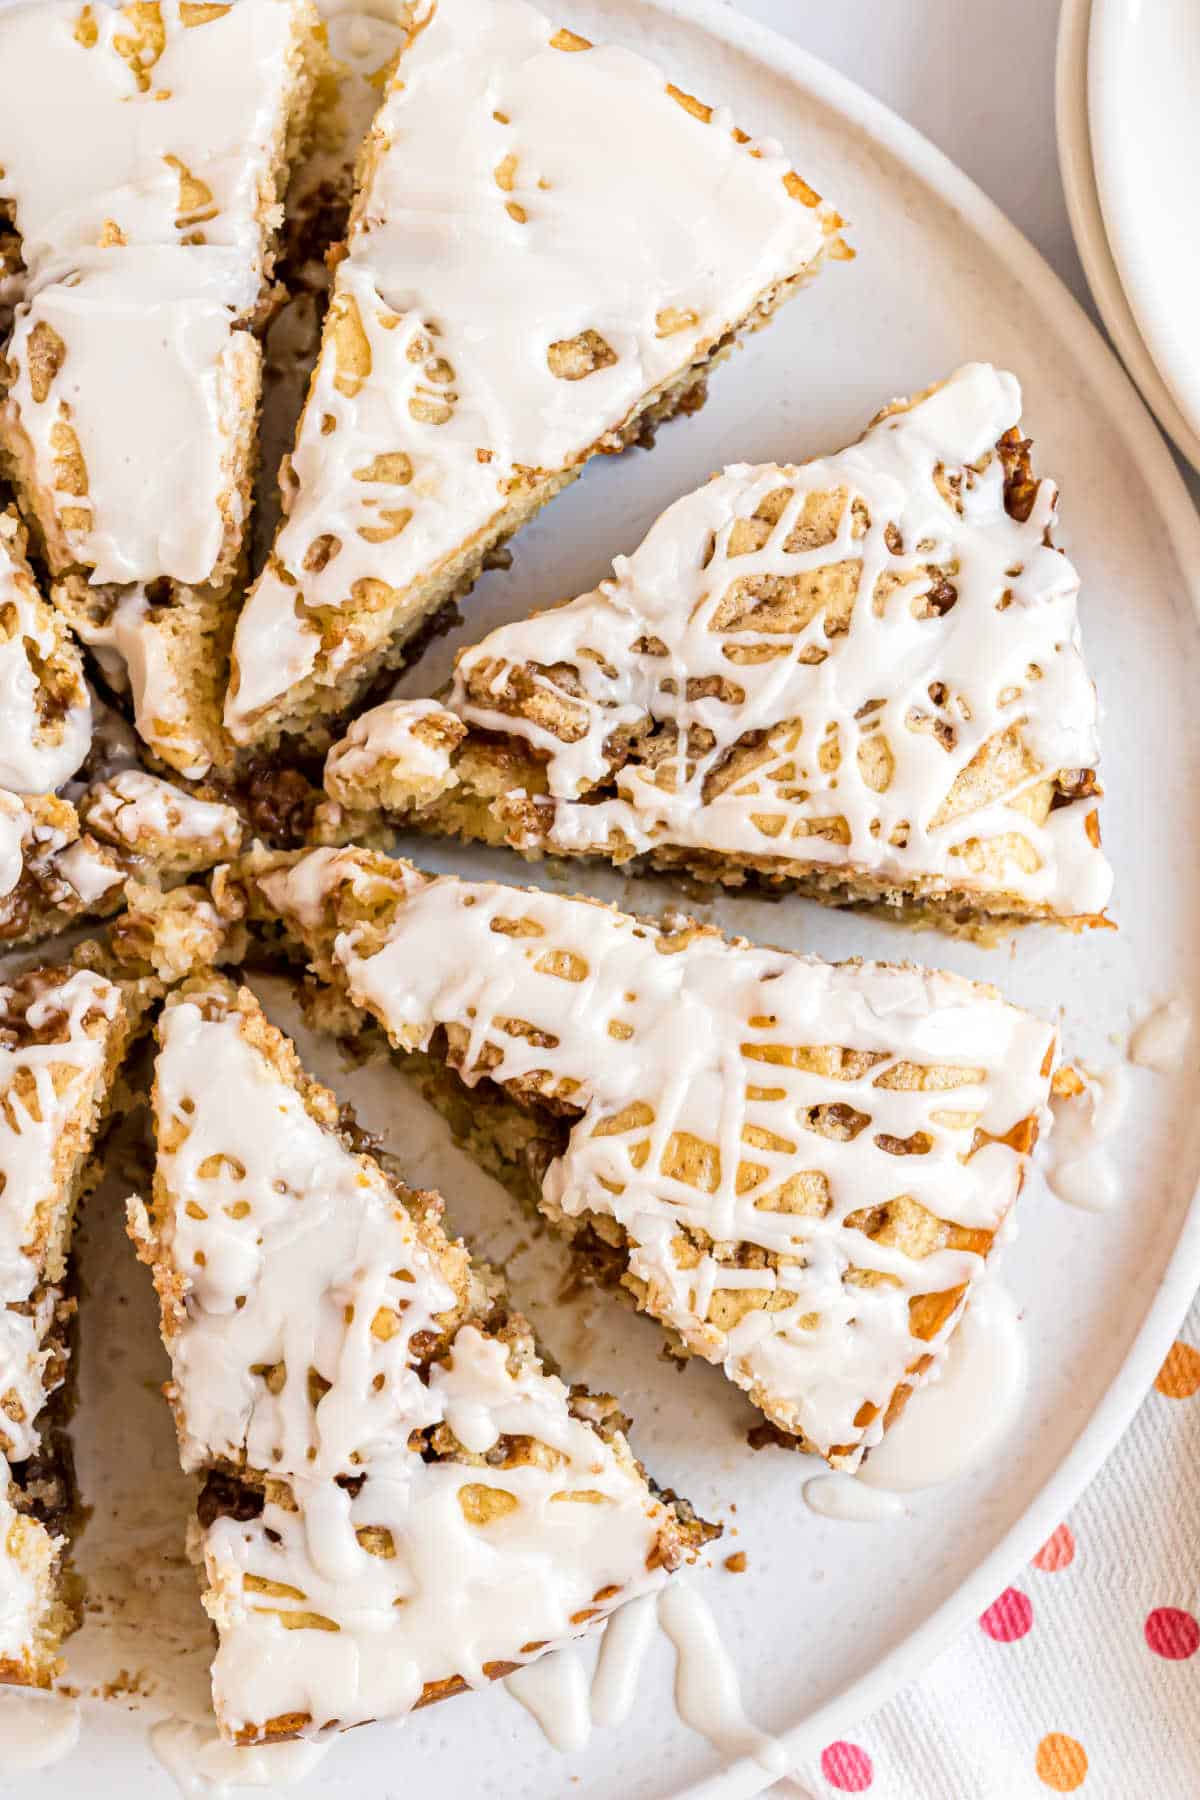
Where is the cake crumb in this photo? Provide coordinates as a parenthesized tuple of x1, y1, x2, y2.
(724, 1552, 748, 1574)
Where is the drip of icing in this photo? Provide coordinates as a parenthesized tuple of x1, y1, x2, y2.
(507, 1650, 592, 1753)
(1128, 998, 1193, 1074)
(802, 1474, 904, 1523)
(857, 1282, 1027, 1492)
(0, 1694, 81, 1770)
(361, 361, 1110, 923)
(225, 0, 836, 734)
(589, 1591, 658, 1728)
(1048, 1156, 1119, 1213)
(657, 1582, 789, 1777)
(507, 1586, 792, 1775)
(264, 850, 1057, 1468)
(149, 1719, 331, 1796)
(1045, 1062, 1129, 1214)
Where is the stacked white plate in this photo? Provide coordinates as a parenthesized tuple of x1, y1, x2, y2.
(1057, 0, 1200, 475)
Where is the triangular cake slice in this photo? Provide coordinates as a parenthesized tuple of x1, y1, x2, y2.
(223, 0, 846, 753)
(227, 846, 1059, 1470)
(131, 975, 706, 1743)
(0, 0, 327, 777)
(324, 365, 1111, 932)
(0, 943, 164, 1686)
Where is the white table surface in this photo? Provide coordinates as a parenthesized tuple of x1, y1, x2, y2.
(728, 0, 1200, 511)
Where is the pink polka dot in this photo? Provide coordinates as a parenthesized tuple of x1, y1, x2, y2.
(1145, 1607, 1200, 1660)
(820, 1740, 873, 1791)
(1032, 1525, 1076, 1573)
(979, 1587, 1034, 1642)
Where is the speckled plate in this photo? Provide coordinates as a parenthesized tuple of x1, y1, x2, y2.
(8, 1, 1200, 1796)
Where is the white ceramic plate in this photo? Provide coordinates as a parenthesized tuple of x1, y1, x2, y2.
(1056, 0, 1200, 476)
(11, 2, 1200, 1796)
(1088, 0, 1200, 469)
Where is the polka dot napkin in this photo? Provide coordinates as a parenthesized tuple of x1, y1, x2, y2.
(789, 1301, 1200, 1798)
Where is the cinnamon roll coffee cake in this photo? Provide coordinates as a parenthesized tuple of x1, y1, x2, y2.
(225, 844, 1060, 1470)
(224, 0, 847, 753)
(131, 976, 709, 1742)
(323, 364, 1112, 934)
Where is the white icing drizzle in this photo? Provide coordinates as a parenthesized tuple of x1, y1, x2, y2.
(54, 839, 124, 906)
(225, 0, 836, 735)
(507, 1648, 592, 1753)
(0, 515, 91, 793)
(260, 850, 1057, 1466)
(1128, 997, 1193, 1074)
(81, 768, 242, 855)
(148, 993, 679, 1741)
(150, 1719, 332, 1796)
(0, 1693, 81, 1770)
(856, 1280, 1027, 1492)
(657, 1581, 788, 1777)
(6, 252, 260, 587)
(70, 586, 209, 778)
(324, 697, 461, 807)
(0, 0, 307, 289)
(0, 0, 311, 590)
(507, 1583, 787, 1775)
(1045, 1062, 1128, 1214)
(412, 363, 1109, 921)
(801, 1473, 903, 1522)
(587, 1589, 658, 1728)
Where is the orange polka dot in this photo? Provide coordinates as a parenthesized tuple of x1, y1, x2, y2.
(1032, 1524, 1076, 1572)
(1154, 1340, 1200, 1399)
(1036, 1733, 1088, 1792)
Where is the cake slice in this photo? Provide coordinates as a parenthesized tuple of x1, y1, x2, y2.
(131, 976, 707, 1743)
(223, 0, 847, 753)
(325, 365, 1111, 933)
(0, 0, 327, 778)
(0, 948, 162, 1686)
(224, 845, 1059, 1470)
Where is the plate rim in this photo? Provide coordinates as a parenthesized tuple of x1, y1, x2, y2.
(590, 1, 1200, 1793)
(1087, 0, 1200, 469)
(1054, 0, 1200, 477)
